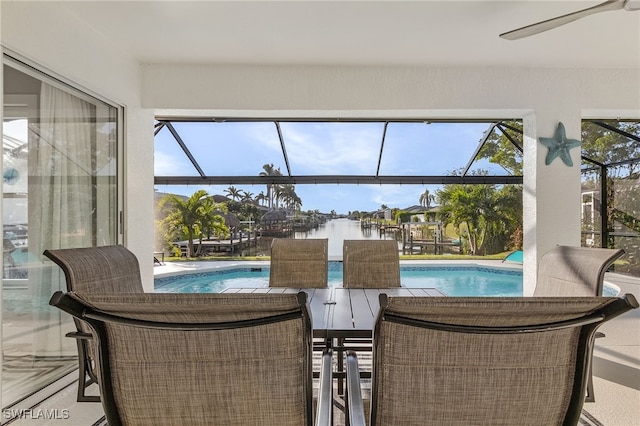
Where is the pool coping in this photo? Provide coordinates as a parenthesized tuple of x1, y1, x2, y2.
(153, 259, 524, 279)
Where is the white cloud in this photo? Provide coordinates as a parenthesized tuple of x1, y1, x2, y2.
(154, 151, 194, 176)
(282, 123, 380, 175)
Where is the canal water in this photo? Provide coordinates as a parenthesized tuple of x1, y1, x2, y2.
(254, 218, 398, 258)
(293, 217, 398, 258)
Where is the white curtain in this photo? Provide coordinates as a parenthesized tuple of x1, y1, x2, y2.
(31, 83, 95, 252)
(29, 82, 95, 357)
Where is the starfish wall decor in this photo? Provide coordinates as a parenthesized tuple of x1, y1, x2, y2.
(538, 122, 581, 167)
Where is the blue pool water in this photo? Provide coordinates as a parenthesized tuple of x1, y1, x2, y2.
(155, 263, 525, 297)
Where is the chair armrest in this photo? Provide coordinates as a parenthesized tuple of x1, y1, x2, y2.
(315, 348, 333, 426)
(65, 331, 93, 340)
(346, 350, 367, 426)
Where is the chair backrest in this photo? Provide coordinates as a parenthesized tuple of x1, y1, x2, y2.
(535, 245, 624, 296)
(269, 238, 328, 288)
(43, 245, 144, 293)
(343, 240, 400, 288)
(369, 294, 638, 426)
(50, 291, 316, 426)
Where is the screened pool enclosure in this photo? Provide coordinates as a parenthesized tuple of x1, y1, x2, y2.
(153, 118, 640, 272)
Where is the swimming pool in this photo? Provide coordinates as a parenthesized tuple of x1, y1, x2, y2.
(155, 262, 525, 297)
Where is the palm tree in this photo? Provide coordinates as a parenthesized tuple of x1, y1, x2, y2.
(278, 184, 301, 211)
(255, 191, 268, 207)
(259, 163, 283, 208)
(197, 200, 228, 255)
(259, 164, 275, 208)
(273, 185, 284, 209)
(419, 189, 435, 208)
(159, 190, 226, 257)
(224, 186, 242, 201)
(240, 190, 254, 203)
(436, 180, 521, 255)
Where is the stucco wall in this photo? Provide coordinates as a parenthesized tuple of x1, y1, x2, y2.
(143, 64, 639, 113)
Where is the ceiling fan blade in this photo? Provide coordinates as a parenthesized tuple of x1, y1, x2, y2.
(500, 0, 625, 40)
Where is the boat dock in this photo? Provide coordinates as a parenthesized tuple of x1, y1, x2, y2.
(402, 238, 458, 255)
(400, 221, 459, 255)
(174, 232, 260, 256)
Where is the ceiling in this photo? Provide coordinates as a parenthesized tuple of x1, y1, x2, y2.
(58, 1, 640, 68)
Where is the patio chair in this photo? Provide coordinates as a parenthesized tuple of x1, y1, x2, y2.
(49, 290, 333, 426)
(269, 238, 328, 288)
(269, 238, 330, 375)
(339, 239, 401, 394)
(535, 245, 624, 297)
(345, 294, 638, 426)
(342, 240, 400, 288)
(43, 245, 144, 402)
(535, 245, 625, 402)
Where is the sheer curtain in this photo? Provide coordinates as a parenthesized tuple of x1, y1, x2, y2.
(32, 83, 95, 251)
(29, 82, 95, 357)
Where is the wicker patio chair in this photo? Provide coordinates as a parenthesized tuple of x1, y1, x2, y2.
(43, 245, 144, 402)
(346, 294, 638, 426)
(535, 245, 625, 402)
(49, 291, 333, 426)
(342, 240, 400, 288)
(269, 238, 328, 288)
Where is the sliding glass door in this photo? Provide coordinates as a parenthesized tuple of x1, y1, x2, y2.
(2, 56, 120, 406)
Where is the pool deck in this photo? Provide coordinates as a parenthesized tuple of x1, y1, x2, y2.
(10, 260, 639, 425)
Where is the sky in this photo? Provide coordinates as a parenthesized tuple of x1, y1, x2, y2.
(154, 121, 511, 214)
